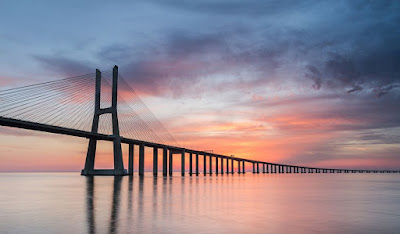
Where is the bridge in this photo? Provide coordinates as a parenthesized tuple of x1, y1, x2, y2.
(0, 66, 398, 175)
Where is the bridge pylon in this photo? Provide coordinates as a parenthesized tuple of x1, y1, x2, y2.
(81, 66, 127, 176)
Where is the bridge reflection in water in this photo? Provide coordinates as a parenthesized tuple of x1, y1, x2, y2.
(81, 174, 400, 233)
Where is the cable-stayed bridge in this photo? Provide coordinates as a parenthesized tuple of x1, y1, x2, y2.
(0, 66, 398, 175)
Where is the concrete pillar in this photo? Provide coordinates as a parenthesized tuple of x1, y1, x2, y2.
(231, 159, 234, 174)
(128, 144, 134, 175)
(195, 153, 199, 176)
(139, 144, 144, 176)
(82, 70, 101, 176)
(226, 158, 229, 174)
(221, 157, 224, 174)
(189, 152, 193, 176)
(209, 155, 212, 175)
(153, 147, 158, 176)
(181, 151, 185, 176)
(216, 156, 219, 175)
(253, 163, 255, 173)
(242, 161, 246, 174)
(111, 66, 125, 175)
(203, 155, 207, 175)
(163, 148, 167, 176)
(257, 163, 260, 173)
(169, 150, 173, 176)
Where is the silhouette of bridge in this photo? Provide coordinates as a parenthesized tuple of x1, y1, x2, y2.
(0, 66, 398, 175)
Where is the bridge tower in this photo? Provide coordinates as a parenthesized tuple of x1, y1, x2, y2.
(81, 66, 127, 176)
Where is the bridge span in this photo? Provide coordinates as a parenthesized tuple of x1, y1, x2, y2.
(0, 66, 398, 175)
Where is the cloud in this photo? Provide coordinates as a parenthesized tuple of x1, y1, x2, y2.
(33, 55, 94, 77)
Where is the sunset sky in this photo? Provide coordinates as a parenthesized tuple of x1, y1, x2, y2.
(0, 1, 399, 171)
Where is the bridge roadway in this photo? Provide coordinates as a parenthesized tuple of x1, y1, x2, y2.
(1, 116, 398, 175)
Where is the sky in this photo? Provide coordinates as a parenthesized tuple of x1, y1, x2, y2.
(0, 0, 399, 171)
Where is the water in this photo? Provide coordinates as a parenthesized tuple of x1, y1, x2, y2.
(0, 173, 400, 233)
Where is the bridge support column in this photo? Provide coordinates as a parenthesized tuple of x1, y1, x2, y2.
(231, 159, 234, 174)
(163, 148, 167, 176)
(181, 151, 185, 176)
(242, 161, 246, 174)
(189, 152, 193, 176)
(195, 153, 199, 176)
(128, 144, 134, 175)
(82, 70, 101, 176)
(139, 144, 144, 176)
(226, 158, 229, 174)
(257, 163, 260, 173)
(209, 155, 212, 175)
(169, 150, 173, 176)
(252, 163, 255, 173)
(216, 156, 219, 175)
(153, 147, 158, 176)
(221, 157, 224, 174)
(111, 66, 125, 175)
(204, 155, 207, 175)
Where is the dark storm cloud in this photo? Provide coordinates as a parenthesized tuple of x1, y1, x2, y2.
(105, 0, 400, 98)
(33, 55, 93, 77)
(302, 1, 400, 96)
(146, 0, 313, 16)
(33, 0, 400, 99)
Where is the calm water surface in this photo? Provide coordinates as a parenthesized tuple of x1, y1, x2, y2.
(0, 173, 400, 233)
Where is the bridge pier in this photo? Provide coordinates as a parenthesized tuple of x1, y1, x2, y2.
(231, 159, 234, 174)
(169, 150, 173, 176)
(181, 151, 185, 176)
(153, 147, 158, 176)
(226, 158, 229, 174)
(139, 144, 144, 176)
(196, 153, 199, 176)
(82, 67, 127, 176)
(216, 156, 219, 175)
(128, 144, 134, 175)
(163, 148, 167, 176)
(209, 155, 212, 175)
(189, 152, 193, 176)
(203, 155, 207, 175)
(221, 157, 224, 174)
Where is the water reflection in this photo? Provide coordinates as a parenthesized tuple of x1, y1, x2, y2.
(80, 174, 400, 234)
(109, 176, 122, 234)
(85, 177, 95, 234)
(85, 176, 123, 234)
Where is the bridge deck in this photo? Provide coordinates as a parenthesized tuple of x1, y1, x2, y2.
(0, 116, 397, 173)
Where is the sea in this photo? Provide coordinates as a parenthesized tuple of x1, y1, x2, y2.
(0, 172, 400, 233)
